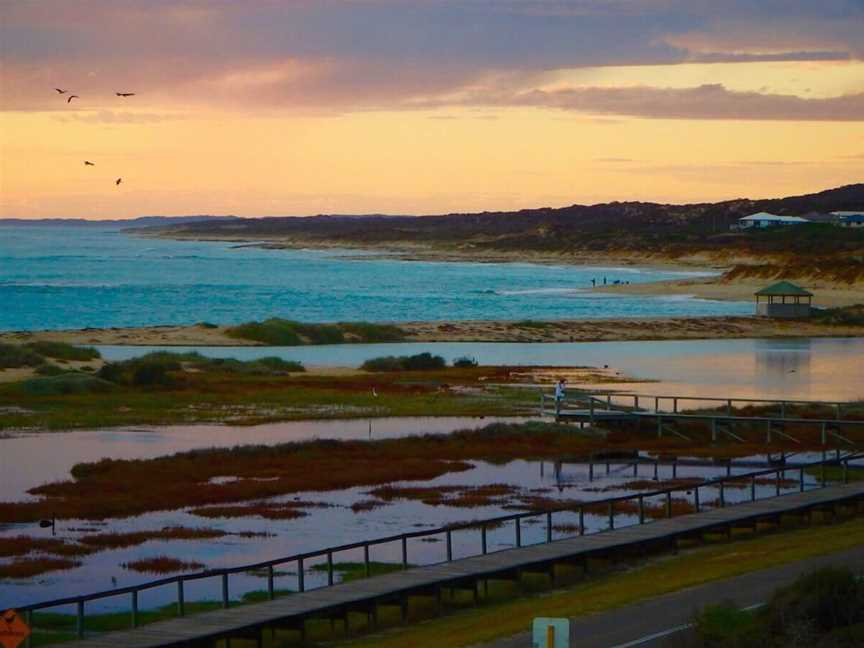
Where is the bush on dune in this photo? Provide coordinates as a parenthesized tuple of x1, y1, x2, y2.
(20, 374, 116, 395)
(361, 352, 446, 372)
(0, 342, 44, 369)
(97, 351, 305, 386)
(226, 318, 406, 345)
(24, 341, 100, 361)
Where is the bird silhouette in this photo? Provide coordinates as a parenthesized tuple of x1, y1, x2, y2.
(54, 88, 67, 94)
(67, 95, 79, 103)
(115, 178, 122, 185)
(116, 92, 135, 97)
(84, 161, 95, 166)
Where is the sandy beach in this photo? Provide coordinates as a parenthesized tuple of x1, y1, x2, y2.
(3, 314, 864, 348)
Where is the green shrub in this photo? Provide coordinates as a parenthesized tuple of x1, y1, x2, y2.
(227, 319, 406, 345)
(0, 342, 44, 369)
(34, 363, 68, 376)
(98, 352, 187, 387)
(361, 352, 446, 372)
(338, 322, 406, 343)
(453, 356, 478, 368)
(695, 601, 765, 646)
(207, 356, 304, 374)
(24, 341, 100, 361)
(766, 566, 864, 634)
(360, 356, 405, 372)
(20, 374, 115, 395)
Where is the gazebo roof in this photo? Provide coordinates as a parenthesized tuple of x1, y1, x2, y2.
(754, 281, 813, 297)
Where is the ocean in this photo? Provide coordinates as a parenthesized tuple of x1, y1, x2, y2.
(0, 225, 751, 331)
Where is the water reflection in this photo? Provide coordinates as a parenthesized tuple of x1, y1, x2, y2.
(96, 337, 864, 401)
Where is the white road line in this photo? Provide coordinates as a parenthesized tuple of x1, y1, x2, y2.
(609, 603, 764, 647)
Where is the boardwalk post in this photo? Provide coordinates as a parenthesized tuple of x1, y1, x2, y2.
(131, 590, 138, 628)
(654, 396, 659, 412)
(177, 579, 185, 616)
(401, 536, 408, 568)
(446, 530, 453, 561)
(298, 557, 305, 592)
(608, 502, 615, 530)
(711, 418, 717, 442)
(483, 524, 489, 553)
(638, 495, 645, 523)
(545, 513, 552, 543)
(76, 600, 84, 639)
(800, 467, 805, 492)
(657, 415, 663, 438)
(776, 471, 781, 497)
(589, 400, 595, 426)
(727, 399, 732, 415)
(327, 551, 335, 585)
(821, 422, 827, 445)
(222, 573, 229, 608)
(719, 482, 726, 507)
(673, 398, 678, 413)
(751, 475, 756, 501)
(766, 421, 772, 444)
(672, 460, 677, 479)
(364, 544, 370, 577)
(516, 518, 522, 547)
(694, 487, 700, 512)
(579, 507, 585, 535)
(665, 492, 672, 518)
(267, 566, 275, 600)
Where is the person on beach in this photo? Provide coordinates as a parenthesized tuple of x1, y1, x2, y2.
(554, 378, 567, 416)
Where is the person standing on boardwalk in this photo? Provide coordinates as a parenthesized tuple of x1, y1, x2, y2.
(554, 378, 567, 416)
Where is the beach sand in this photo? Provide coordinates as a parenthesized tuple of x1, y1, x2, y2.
(3, 314, 864, 348)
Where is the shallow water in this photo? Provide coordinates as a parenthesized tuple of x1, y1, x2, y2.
(0, 417, 526, 501)
(99, 337, 864, 401)
(1, 454, 827, 610)
(0, 226, 747, 330)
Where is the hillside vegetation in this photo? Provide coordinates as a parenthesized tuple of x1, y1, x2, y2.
(139, 184, 864, 281)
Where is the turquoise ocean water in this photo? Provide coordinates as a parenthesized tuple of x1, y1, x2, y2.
(0, 225, 751, 331)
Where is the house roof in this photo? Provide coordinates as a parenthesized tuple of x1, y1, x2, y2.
(739, 212, 810, 223)
(754, 281, 813, 297)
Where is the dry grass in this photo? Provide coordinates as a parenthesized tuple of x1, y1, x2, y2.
(79, 526, 226, 549)
(189, 501, 328, 520)
(0, 423, 598, 522)
(0, 557, 80, 579)
(121, 556, 206, 574)
(366, 484, 519, 508)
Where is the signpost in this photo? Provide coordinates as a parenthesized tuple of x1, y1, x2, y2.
(0, 610, 31, 648)
(532, 617, 569, 648)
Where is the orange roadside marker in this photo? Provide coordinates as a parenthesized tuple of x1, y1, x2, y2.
(0, 610, 31, 648)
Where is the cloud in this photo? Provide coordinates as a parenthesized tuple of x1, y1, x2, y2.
(445, 83, 864, 121)
(52, 110, 186, 124)
(1, 1, 862, 115)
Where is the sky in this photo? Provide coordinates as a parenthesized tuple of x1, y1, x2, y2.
(1, 0, 863, 219)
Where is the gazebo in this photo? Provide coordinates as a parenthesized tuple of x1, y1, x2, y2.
(754, 281, 813, 318)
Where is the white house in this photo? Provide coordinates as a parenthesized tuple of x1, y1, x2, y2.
(735, 212, 811, 229)
(830, 211, 864, 228)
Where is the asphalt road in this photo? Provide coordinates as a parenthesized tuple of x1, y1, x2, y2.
(478, 545, 864, 648)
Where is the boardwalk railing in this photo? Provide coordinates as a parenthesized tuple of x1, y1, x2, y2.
(17, 452, 864, 643)
(541, 391, 858, 419)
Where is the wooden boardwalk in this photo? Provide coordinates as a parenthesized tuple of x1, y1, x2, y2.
(45, 481, 864, 648)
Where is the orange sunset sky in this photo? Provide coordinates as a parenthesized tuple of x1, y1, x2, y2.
(1, 0, 863, 219)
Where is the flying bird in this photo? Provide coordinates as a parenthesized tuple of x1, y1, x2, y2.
(54, 88, 67, 94)
(67, 95, 79, 103)
(115, 177, 122, 185)
(116, 92, 135, 97)
(84, 161, 95, 166)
